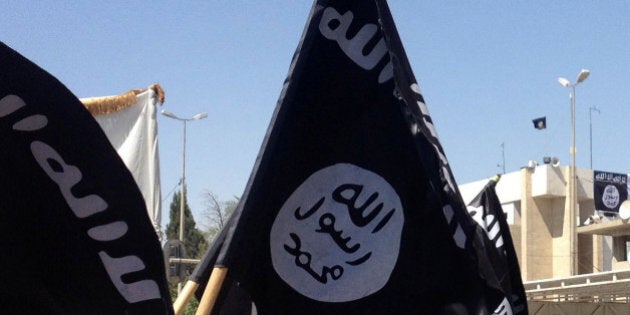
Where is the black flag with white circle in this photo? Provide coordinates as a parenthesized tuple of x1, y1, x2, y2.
(594, 171, 628, 214)
(193, 1, 526, 314)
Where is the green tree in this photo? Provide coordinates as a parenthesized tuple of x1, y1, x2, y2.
(165, 189, 208, 259)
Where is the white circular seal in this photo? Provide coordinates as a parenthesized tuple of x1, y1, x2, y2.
(270, 163, 404, 302)
(602, 184, 620, 209)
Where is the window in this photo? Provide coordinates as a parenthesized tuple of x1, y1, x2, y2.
(612, 236, 630, 262)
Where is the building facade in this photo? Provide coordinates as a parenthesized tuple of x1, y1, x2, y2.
(459, 164, 630, 282)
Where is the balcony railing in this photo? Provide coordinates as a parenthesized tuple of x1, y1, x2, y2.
(525, 270, 630, 303)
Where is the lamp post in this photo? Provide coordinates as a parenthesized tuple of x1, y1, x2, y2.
(558, 68, 590, 276)
(161, 110, 208, 243)
(589, 106, 600, 169)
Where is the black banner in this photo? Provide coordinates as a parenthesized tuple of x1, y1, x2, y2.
(532, 117, 546, 130)
(194, 0, 525, 314)
(467, 178, 528, 314)
(594, 171, 628, 213)
(0, 42, 173, 314)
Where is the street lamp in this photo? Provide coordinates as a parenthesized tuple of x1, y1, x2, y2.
(161, 110, 208, 243)
(558, 68, 589, 276)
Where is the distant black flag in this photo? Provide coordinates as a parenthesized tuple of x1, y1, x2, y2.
(193, 0, 526, 314)
(532, 117, 546, 129)
(0, 42, 173, 314)
(467, 177, 528, 314)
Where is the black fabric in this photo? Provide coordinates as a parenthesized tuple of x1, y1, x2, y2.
(467, 178, 528, 314)
(195, 1, 524, 314)
(0, 42, 173, 314)
(593, 171, 628, 213)
(532, 117, 546, 129)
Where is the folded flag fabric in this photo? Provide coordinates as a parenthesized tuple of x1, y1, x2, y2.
(0, 42, 173, 314)
(192, 1, 527, 314)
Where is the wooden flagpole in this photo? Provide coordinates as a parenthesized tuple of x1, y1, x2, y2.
(173, 280, 199, 315)
(195, 267, 228, 315)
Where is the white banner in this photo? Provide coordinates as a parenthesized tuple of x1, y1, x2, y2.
(82, 86, 163, 240)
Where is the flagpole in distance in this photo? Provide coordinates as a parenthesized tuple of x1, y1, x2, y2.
(532, 116, 548, 163)
(589, 106, 600, 169)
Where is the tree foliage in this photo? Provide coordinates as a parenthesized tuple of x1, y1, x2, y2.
(165, 189, 208, 259)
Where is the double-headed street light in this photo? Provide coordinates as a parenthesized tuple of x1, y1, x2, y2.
(161, 110, 208, 243)
(558, 69, 589, 276)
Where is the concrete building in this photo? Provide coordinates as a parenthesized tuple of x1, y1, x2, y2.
(459, 163, 630, 282)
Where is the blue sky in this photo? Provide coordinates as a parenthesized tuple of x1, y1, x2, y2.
(2, 1, 629, 231)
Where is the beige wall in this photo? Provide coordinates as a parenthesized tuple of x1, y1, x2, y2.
(459, 164, 629, 281)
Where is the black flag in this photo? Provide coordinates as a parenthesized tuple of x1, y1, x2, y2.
(593, 171, 628, 214)
(0, 42, 173, 313)
(195, 0, 525, 313)
(467, 177, 528, 314)
(532, 117, 546, 129)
